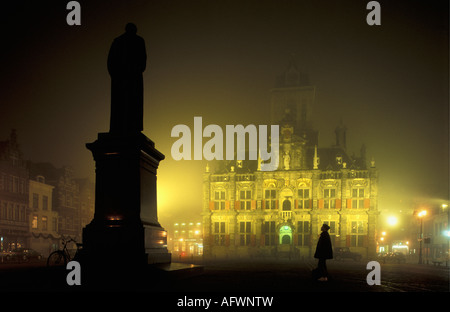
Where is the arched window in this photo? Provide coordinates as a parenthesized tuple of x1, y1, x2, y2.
(282, 199, 291, 211)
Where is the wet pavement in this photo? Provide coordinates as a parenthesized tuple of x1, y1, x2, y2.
(0, 258, 448, 310)
(171, 259, 449, 292)
(0, 258, 448, 293)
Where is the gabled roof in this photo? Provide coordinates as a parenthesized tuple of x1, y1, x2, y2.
(317, 147, 367, 171)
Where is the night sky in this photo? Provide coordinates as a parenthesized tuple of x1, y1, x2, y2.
(1, 0, 448, 226)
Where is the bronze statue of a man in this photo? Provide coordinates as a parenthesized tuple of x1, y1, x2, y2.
(107, 23, 147, 134)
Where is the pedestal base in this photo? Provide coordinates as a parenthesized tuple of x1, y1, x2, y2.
(82, 132, 171, 267)
(144, 223, 171, 264)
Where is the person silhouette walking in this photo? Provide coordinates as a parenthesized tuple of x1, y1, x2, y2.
(314, 224, 333, 281)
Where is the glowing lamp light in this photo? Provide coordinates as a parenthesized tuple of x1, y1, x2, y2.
(417, 210, 427, 217)
(387, 216, 398, 226)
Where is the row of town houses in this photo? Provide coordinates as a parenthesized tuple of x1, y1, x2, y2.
(0, 129, 94, 257)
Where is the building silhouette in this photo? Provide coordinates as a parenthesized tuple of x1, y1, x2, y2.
(0, 130, 29, 252)
(170, 221, 203, 260)
(0, 130, 94, 256)
(29, 175, 58, 257)
(202, 61, 379, 260)
(28, 162, 95, 244)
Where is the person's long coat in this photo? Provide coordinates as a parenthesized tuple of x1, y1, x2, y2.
(314, 231, 333, 259)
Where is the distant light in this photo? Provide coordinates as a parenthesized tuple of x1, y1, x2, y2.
(381, 231, 386, 236)
(387, 216, 398, 226)
(418, 210, 427, 217)
(380, 237, 384, 241)
(393, 245, 408, 249)
(444, 231, 450, 238)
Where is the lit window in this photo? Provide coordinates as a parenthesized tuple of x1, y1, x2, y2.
(263, 221, 276, 246)
(239, 222, 251, 246)
(297, 188, 310, 209)
(264, 189, 277, 209)
(324, 189, 336, 209)
(214, 191, 226, 210)
(350, 221, 365, 247)
(240, 190, 252, 210)
(352, 188, 365, 208)
(32, 215, 38, 229)
(297, 221, 310, 246)
(213, 222, 226, 245)
(42, 216, 48, 231)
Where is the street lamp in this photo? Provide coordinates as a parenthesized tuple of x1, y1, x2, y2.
(417, 210, 427, 265)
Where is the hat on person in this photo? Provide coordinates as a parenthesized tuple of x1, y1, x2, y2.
(322, 224, 330, 230)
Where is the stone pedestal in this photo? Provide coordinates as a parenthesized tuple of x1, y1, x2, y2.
(82, 132, 171, 267)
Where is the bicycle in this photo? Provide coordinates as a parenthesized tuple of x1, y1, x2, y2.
(47, 238, 82, 267)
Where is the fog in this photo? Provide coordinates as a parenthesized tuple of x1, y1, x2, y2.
(0, 0, 447, 228)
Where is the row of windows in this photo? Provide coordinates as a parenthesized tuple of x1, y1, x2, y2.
(213, 221, 366, 236)
(213, 225, 366, 247)
(213, 199, 367, 211)
(213, 200, 368, 210)
(31, 215, 57, 232)
(0, 202, 26, 222)
(0, 174, 28, 194)
(214, 188, 365, 202)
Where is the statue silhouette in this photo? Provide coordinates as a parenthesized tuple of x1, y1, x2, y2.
(107, 23, 147, 134)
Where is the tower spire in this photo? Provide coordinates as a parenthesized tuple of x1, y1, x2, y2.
(313, 145, 319, 169)
(335, 118, 347, 150)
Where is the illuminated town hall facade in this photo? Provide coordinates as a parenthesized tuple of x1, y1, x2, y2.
(202, 61, 379, 260)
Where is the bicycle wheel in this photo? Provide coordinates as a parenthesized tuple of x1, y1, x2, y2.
(47, 251, 67, 267)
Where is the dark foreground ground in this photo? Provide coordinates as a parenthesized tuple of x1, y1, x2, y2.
(0, 258, 448, 308)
